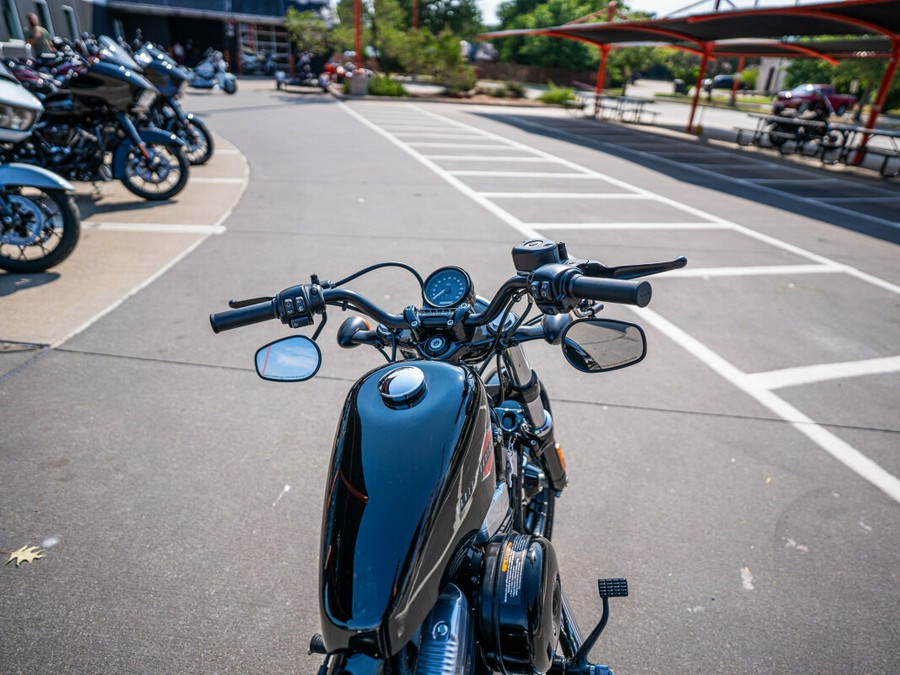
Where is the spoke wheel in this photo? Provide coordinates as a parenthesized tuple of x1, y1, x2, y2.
(0, 187, 80, 273)
(177, 119, 214, 165)
(122, 142, 190, 201)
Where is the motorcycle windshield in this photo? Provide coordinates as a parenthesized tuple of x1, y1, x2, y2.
(98, 36, 141, 71)
(320, 361, 494, 655)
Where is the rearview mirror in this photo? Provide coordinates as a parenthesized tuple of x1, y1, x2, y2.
(561, 319, 646, 373)
(255, 336, 321, 382)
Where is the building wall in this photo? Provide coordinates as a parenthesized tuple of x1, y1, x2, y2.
(1, 0, 329, 72)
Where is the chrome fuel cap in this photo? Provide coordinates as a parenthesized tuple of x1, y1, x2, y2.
(378, 366, 426, 406)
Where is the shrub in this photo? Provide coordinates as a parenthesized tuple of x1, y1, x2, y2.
(504, 81, 527, 99)
(537, 82, 575, 106)
(368, 75, 407, 96)
(438, 64, 478, 96)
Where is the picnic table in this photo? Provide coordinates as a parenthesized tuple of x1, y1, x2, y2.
(572, 91, 659, 124)
(735, 112, 900, 177)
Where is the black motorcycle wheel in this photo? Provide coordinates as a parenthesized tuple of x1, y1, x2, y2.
(223, 78, 237, 95)
(0, 187, 80, 273)
(121, 142, 190, 201)
(177, 118, 214, 165)
(764, 122, 787, 147)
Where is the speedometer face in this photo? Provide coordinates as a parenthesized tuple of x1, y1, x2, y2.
(423, 267, 471, 307)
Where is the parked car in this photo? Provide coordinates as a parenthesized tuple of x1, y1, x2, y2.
(702, 74, 745, 91)
(773, 84, 857, 115)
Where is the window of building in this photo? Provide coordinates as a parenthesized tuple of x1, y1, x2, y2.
(2, 0, 23, 40)
(33, 0, 52, 35)
(61, 5, 78, 39)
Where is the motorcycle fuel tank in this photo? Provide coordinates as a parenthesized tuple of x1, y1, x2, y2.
(319, 360, 495, 658)
(67, 60, 155, 111)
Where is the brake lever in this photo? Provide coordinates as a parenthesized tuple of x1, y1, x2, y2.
(228, 296, 274, 309)
(572, 257, 687, 280)
(605, 256, 687, 280)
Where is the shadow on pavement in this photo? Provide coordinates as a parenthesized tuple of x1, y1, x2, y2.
(0, 271, 59, 297)
(476, 112, 900, 245)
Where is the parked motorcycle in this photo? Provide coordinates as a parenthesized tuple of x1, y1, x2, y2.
(766, 94, 842, 156)
(131, 39, 214, 165)
(188, 50, 237, 95)
(0, 60, 79, 273)
(210, 239, 686, 674)
(1, 37, 190, 201)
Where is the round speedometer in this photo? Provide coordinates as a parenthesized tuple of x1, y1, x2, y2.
(423, 267, 473, 308)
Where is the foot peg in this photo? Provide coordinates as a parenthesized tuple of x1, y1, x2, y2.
(309, 633, 327, 655)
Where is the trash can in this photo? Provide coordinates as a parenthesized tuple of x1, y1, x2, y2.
(350, 73, 369, 96)
(673, 79, 686, 94)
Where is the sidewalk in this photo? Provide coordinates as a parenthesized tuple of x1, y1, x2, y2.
(0, 133, 249, 349)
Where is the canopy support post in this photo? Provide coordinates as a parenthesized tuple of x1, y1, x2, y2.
(730, 56, 745, 106)
(687, 43, 712, 133)
(853, 36, 899, 165)
(595, 45, 611, 116)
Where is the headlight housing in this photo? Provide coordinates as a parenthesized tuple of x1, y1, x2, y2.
(0, 104, 36, 132)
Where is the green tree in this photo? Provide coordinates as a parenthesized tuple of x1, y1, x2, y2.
(285, 7, 333, 56)
(607, 45, 652, 94)
(393, 0, 483, 39)
(494, 0, 602, 70)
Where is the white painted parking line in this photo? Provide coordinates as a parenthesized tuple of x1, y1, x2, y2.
(635, 307, 900, 502)
(748, 356, 900, 390)
(820, 196, 900, 202)
(190, 177, 247, 184)
(83, 221, 227, 234)
(425, 156, 558, 162)
(533, 222, 725, 230)
(505, 114, 900, 230)
(408, 143, 519, 149)
(393, 133, 491, 139)
(449, 171, 594, 177)
(479, 192, 651, 199)
(341, 101, 900, 503)
(664, 263, 843, 278)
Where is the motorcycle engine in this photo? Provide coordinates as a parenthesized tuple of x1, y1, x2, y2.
(476, 532, 561, 674)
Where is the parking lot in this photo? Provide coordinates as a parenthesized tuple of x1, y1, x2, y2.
(1, 80, 897, 673)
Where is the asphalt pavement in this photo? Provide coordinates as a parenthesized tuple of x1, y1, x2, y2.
(1, 78, 898, 673)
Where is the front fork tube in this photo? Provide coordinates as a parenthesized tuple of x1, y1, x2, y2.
(501, 345, 567, 491)
(117, 112, 152, 161)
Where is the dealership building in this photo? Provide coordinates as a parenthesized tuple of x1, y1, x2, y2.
(0, 0, 333, 73)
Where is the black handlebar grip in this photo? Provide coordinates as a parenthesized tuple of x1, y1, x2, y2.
(209, 300, 277, 333)
(569, 276, 652, 308)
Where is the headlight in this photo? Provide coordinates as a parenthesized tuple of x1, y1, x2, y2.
(134, 88, 157, 110)
(0, 104, 36, 131)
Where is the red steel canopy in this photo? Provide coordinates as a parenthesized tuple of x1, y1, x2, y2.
(479, 0, 900, 135)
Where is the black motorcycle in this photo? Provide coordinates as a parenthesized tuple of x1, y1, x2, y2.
(210, 239, 686, 674)
(131, 39, 214, 165)
(1, 38, 189, 201)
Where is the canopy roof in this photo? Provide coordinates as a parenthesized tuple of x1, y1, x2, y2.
(479, 0, 900, 150)
(479, 0, 900, 59)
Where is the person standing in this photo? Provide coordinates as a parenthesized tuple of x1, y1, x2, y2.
(26, 13, 55, 56)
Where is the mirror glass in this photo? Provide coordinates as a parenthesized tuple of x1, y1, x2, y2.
(255, 336, 321, 382)
(561, 319, 646, 373)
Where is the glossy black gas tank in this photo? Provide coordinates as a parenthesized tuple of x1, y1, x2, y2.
(319, 360, 495, 658)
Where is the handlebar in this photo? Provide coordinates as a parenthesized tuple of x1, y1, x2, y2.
(209, 299, 276, 334)
(210, 261, 657, 335)
(568, 276, 651, 308)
